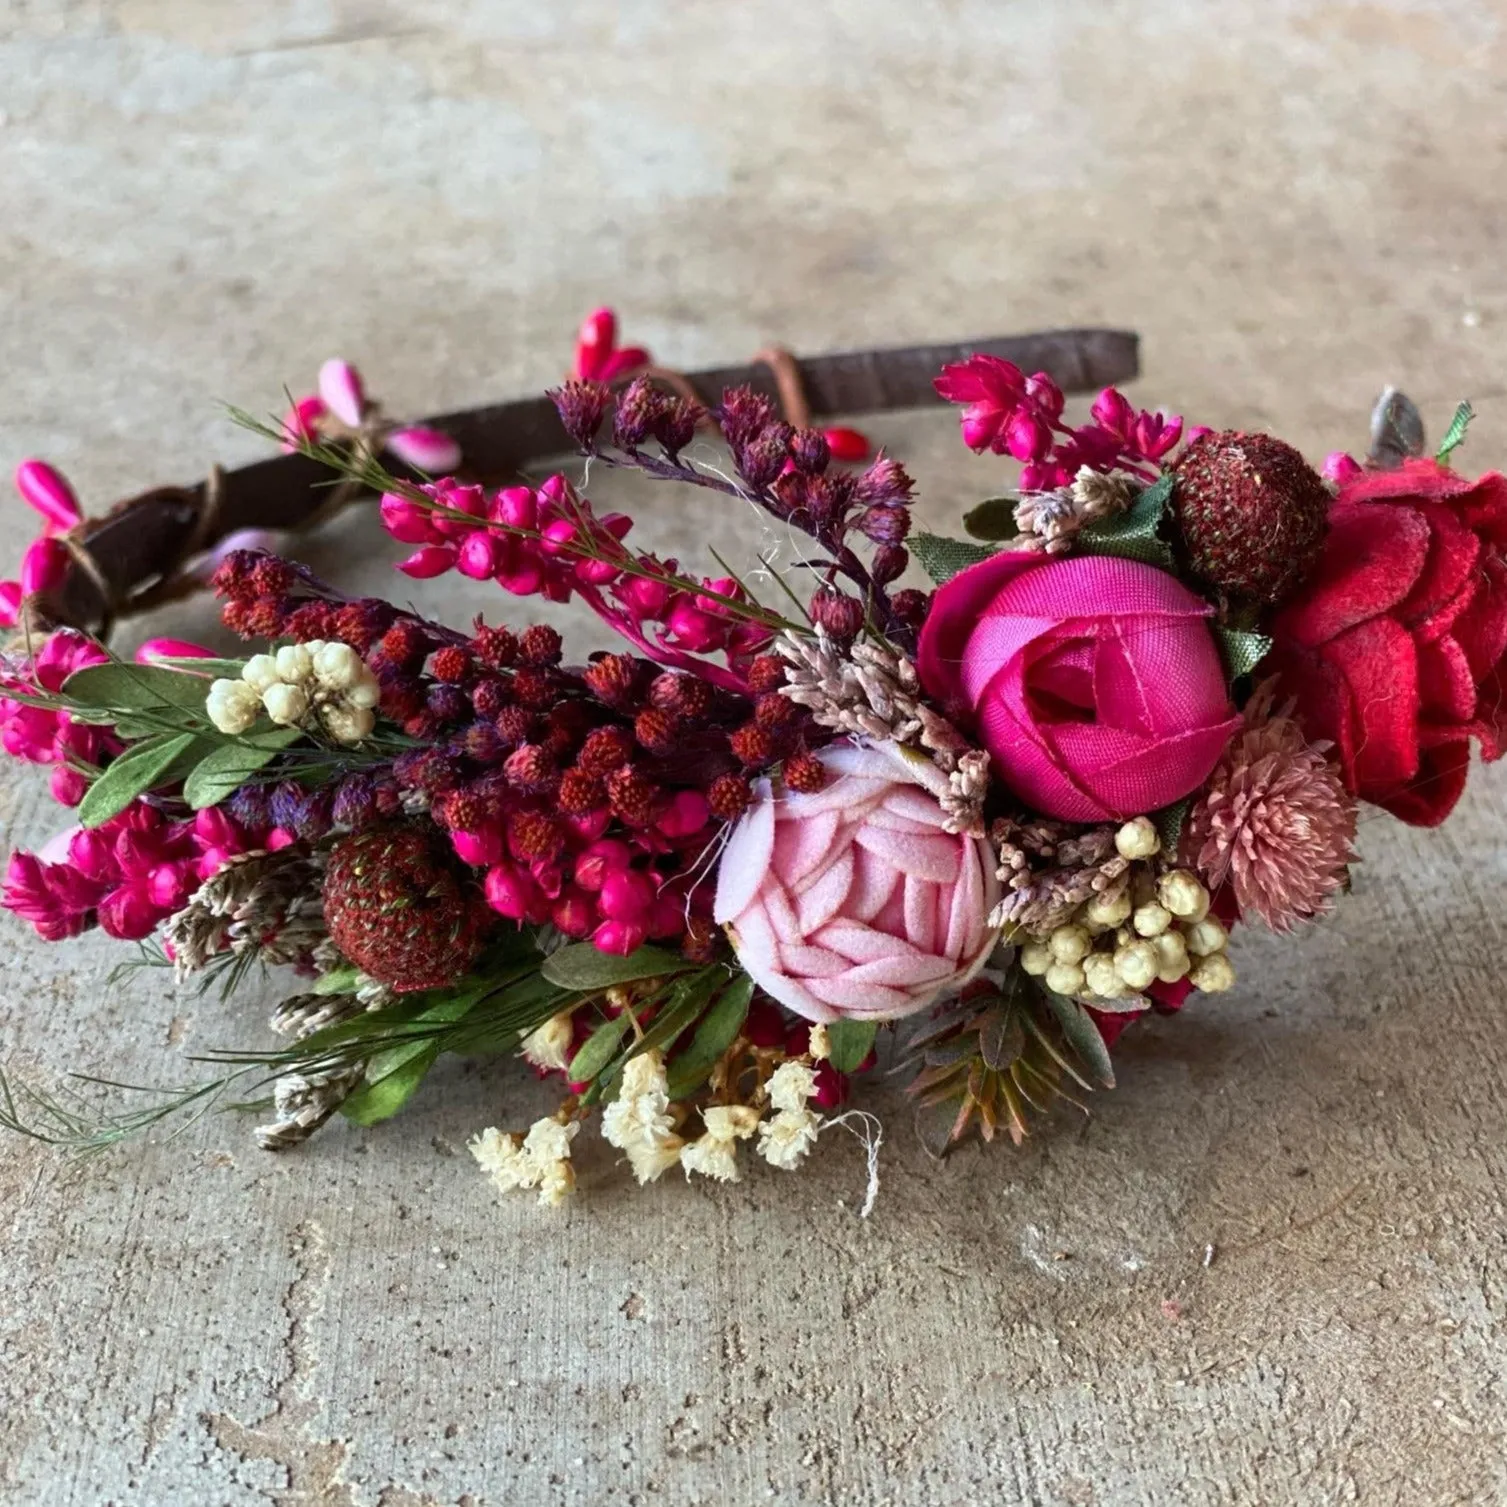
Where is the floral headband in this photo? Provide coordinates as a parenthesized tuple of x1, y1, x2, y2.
(1, 311, 1497, 1212)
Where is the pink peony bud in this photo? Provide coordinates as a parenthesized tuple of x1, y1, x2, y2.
(596, 346, 650, 383)
(574, 838, 632, 892)
(1134, 410, 1183, 461)
(484, 862, 539, 921)
(493, 485, 539, 531)
(396, 544, 458, 579)
(147, 862, 193, 910)
(1024, 372, 1065, 423)
(97, 882, 161, 940)
(266, 827, 298, 851)
(136, 638, 213, 665)
(317, 358, 367, 429)
(0, 580, 22, 627)
(379, 491, 440, 545)
(384, 426, 462, 474)
(452, 825, 505, 867)
(1004, 409, 1052, 463)
(598, 867, 656, 925)
(959, 402, 1008, 453)
(551, 887, 598, 938)
(20, 536, 70, 597)
(655, 790, 711, 841)
(456, 531, 501, 580)
(50, 765, 89, 806)
(14, 460, 83, 532)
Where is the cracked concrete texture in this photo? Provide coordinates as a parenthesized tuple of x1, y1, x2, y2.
(2, 1, 1506, 1502)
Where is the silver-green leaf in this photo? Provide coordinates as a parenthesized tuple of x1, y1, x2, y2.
(78, 732, 198, 828)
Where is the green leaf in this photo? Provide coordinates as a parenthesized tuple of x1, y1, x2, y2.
(1436, 400, 1474, 465)
(312, 965, 363, 997)
(182, 728, 302, 809)
(1041, 989, 1116, 1089)
(540, 942, 687, 992)
(1152, 795, 1192, 857)
(665, 974, 753, 1097)
(826, 1018, 877, 1074)
(154, 657, 247, 677)
(961, 496, 1020, 541)
(63, 662, 214, 714)
(78, 732, 198, 827)
(1077, 473, 1176, 569)
(625, 969, 722, 1069)
(1212, 624, 1272, 683)
(340, 1043, 440, 1126)
(911, 533, 996, 586)
(362, 987, 484, 1085)
(568, 1013, 630, 1084)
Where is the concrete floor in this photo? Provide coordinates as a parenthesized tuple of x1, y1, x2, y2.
(2, 2, 1506, 1503)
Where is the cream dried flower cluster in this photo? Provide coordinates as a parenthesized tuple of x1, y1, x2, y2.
(1016, 817, 1235, 1004)
(470, 1043, 826, 1208)
(206, 640, 380, 745)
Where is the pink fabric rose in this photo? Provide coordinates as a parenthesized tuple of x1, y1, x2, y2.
(713, 743, 1000, 1023)
(918, 551, 1240, 822)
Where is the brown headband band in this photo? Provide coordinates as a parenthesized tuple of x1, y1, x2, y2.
(51, 327, 1139, 635)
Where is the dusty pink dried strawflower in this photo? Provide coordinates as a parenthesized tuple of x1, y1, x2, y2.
(1182, 684, 1357, 932)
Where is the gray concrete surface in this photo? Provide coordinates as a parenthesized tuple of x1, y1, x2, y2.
(2, 2, 1506, 1503)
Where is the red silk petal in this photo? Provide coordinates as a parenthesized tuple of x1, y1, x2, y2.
(1373, 739, 1470, 827)
(1452, 553, 1507, 679)
(1271, 501, 1429, 649)
(1397, 504, 1480, 638)
(1319, 616, 1421, 791)
(1416, 635, 1476, 721)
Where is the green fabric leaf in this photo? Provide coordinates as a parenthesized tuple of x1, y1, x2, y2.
(154, 657, 247, 677)
(665, 974, 753, 1097)
(63, 663, 213, 714)
(1436, 400, 1474, 465)
(541, 942, 687, 991)
(826, 1018, 878, 1074)
(911, 533, 996, 586)
(340, 1043, 440, 1127)
(1077, 473, 1176, 569)
(361, 987, 486, 1084)
(78, 732, 198, 827)
(182, 728, 301, 809)
(961, 497, 1019, 541)
(1041, 989, 1116, 1089)
(1212, 624, 1272, 683)
(568, 1013, 630, 1084)
(1152, 795, 1192, 857)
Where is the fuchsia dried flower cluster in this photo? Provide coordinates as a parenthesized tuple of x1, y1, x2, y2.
(934, 354, 1190, 490)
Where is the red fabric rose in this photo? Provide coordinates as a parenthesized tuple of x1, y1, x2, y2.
(1268, 459, 1507, 825)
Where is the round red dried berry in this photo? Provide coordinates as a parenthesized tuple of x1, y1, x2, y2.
(324, 827, 487, 993)
(473, 624, 518, 669)
(753, 693, 796, 729)
(577, 726, 635, 776)
(583, 653, 641, 708)
(707, 773, 752, 821)
(504, 743, 558, 793)
(649, 672, 714, 721)
(517, 624, 564, 667)
(783, 753, 827, 793)
(729, 722, 776, 767)
(606, 765, 656, 825)
(508, 809, 563, 861)
(557, 769, 605, 816)
(380, 621, 428, 671)
(511, 667, 559, 709)
(430, 645, 471, 683)
(889, 589, 931, 628)
(634, 708, 679, 754)
(745, 656, 787, 693)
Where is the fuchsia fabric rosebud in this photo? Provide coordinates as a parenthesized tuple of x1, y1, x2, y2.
(713, 743, 1001, 1023)
(918, 551, 1240, 823)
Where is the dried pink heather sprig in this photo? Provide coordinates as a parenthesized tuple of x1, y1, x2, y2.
(1182, 684, 1357, 933)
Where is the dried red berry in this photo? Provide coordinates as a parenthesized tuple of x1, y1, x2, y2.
(583, 653, 641, 708)
(471, 677, 510, 718)
(648, 672, 714, 721)
(680, 917, 720, 964)
(783, 753, 826, 793)
(504, 743, 558, 793)
(577, 726, 634, 776)
(606, 765, 655, 825)
(381, 621, 428, 671)
(634, 707, 679, 754)
(246, 599, 286, 639)
(430, 645, 471, 683)
(249, 556, 294, 598)
(517, 624, 564, 667)
(508, 809, 563, 861)
(436, 787, 489, 832)
(754, 693, 797, 730)
(729, 722, 776, 767)
(890, 588, 931, 628)
(557, 769, 605, 816)
(473, 624, 518, 669)
(745, 655, 787, 693)
(708, 773, 753, 821)
(494, 705, 535, 748)
(511, 667, 560, 709)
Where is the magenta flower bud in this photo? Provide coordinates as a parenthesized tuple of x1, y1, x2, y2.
(317, 358, 367, 429)
(384, 426, 461, 474)
(193, 807, 241, 849)
(493, 557, 547, 598)
(431, 481, 488, 539)
(1133, 410, 1183, 461)
(396, 544, 457, 579)
(597, 346, 651, 383)
(196, 846, 238, 879)
(575, 555, 622, 587)
(493, 486, 539, 531)
(1024, 372, 1065, 423)
(540, 517, 578, 557)
(136, 638, 213, 665)
(0, 580, 22, 627)
(1090, 387, 1134, 440)
(823, 426, 871, 463)
(1005, 409, 1052, 463)
(537, 473, 572, 506)
(959, 401, 1007, 453)
(147, 862, 193, 910)
(656, 790, 710, 840)
(280, 395, 327, 452)
(1323, 450, 1363, 483)
(266, 827, 297, 851)
(574, 838, 633, 892)
(592, 918, 646, 957)
(565, 808, 611, 844)
(69, 827, 118, 882)
(50, 765, 89, 807)
(599, 867, 656, 924)
(484, 862, 537, 920)
(1184, 425, 1214, 447)
(456, 531, 501, 580)
(453, 824, 505, 867)
(379, 491, 438, 545)
(665, 599, 723, 654)
(618, 571, 673, 619)
(573, 307, 618, 381)
(810, 586, 866, 639)
(551, 887, 598, 939)
(647, 892, 684, 937)
(97, 882, 161, 941)
(15, 460, 83, 533)
(20, 536, 70, 597)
